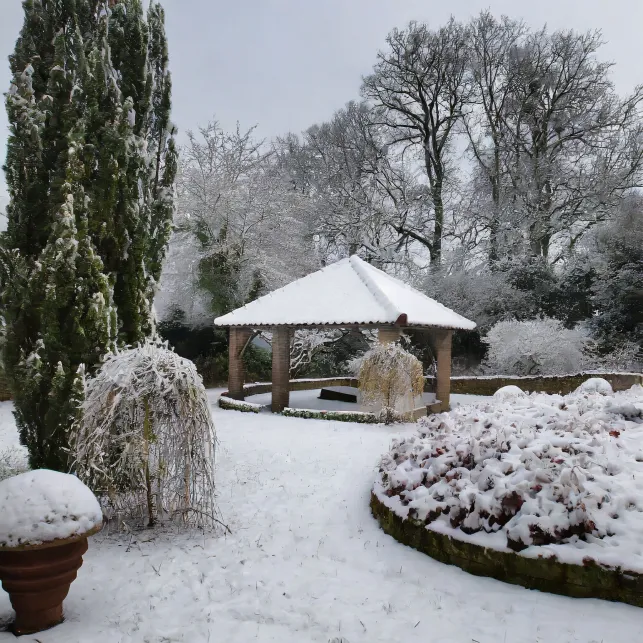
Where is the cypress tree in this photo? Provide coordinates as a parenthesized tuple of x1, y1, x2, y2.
(3, 0, 117, 470)
(2, 0, 176, 470)
(105, 0, 177, 344)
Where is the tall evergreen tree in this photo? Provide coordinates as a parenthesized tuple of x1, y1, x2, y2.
(105, 0, 177, 343)
(2, 0, 176, 470)
(3, 0, 117, 470)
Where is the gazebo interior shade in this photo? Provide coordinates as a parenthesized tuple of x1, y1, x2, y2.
(214, 255, 476, 330)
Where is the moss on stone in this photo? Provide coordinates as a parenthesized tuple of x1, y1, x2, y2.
(370, 492, 643, 608)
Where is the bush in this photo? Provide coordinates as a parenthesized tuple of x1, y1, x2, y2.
(158, 308, 271, 386)
(359, 343, 424, 424)
(69, 341, 221, 531)
(376, 384, 643, 557)
(483, 318, 591, 375)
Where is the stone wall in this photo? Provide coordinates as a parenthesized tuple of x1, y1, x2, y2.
(370, 492, 643, 608)
(424, 372, 642, 396)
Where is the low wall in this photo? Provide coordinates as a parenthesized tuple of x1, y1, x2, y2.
(424, 372, 642, 396)
(370, 492, 643, 608)
(241, 377, 358, 398)
(220, 378, 425, 423)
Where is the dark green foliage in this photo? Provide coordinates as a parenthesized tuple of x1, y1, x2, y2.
(1, 0, 176, 471)
(158, 308, 272, 386)
(300, 329, 371, 378)
(590, 204, 643, 352)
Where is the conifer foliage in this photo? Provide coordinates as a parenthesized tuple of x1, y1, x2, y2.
(1, 0, 177, 471)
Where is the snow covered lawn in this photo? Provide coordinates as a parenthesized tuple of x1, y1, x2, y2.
(1, 392, 642, 642)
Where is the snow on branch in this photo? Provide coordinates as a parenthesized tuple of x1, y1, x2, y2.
(359, 343, 424, 424)
(69, 340, 222, 532)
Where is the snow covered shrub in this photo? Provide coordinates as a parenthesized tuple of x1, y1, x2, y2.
(375, 385, 643, 567)
(69, 341, 219, 531)
(0, 448, 29, 483)
(483, 318, 591, 375)
(359, 343, 424, 424)
(493, 385, 526, 401)
(577, 378, 613, 395)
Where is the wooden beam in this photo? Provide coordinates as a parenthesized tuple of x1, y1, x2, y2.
(378, 325, 402, 344)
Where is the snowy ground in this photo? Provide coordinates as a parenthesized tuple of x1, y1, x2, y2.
(1, 393, 642, 642)
(245, 388, 482, 412)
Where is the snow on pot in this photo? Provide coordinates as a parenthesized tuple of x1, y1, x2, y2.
(0, 469, 103, 635)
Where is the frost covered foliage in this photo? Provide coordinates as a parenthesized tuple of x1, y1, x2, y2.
(483, 318, 591, 375)
(375, 383, 643, 570)
(359, 343, 424, 424)
(0, 447, 29, 483)
(69, 341, 218, 531)
(2, 0, 177, 471)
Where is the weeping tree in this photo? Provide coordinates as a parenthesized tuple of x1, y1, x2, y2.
(359, 343, 424, 424)
(69, 341, 219, 530)
(1, 0, 176, 471)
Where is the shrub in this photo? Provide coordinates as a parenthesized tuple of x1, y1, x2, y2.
(359, 343, 424, 424)
(69, 340, 220, 531)
(483, 318, 591, 375)
(376, 385, 643, 557)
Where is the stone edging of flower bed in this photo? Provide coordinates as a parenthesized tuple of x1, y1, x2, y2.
(218, 396, 262, 413)
(282, 407, 377, 423)
(370, 491, 643, 608)
(219, 378, 429, 423)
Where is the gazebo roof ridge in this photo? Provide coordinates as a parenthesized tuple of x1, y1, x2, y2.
(349, 256, 402, 322)
(214, 255, 476, 331)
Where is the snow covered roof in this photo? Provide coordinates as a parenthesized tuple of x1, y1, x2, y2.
(214, 256, 476, 330)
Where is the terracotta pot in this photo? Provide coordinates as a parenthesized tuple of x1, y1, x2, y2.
(0, 525, 101, 635)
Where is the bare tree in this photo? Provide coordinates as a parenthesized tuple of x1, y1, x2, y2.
(277, 102, 422, 273)
(362, 19, 471, 265)
(502, 29, 643, 260)
(463, 12, 527, 263)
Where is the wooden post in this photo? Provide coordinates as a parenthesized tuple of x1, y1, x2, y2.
(378, 326, 402, 344)
(228, 327, 252, 400)
(271, 327, 291, 413)
(434, 329, 453, 412)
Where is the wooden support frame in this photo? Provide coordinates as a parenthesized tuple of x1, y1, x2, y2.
(271, 327, 291, 412)
(228, 327, 252, 400)
(433, 329, 453, 412)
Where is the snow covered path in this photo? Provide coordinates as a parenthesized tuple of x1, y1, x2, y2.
(1, 394, 642, 642)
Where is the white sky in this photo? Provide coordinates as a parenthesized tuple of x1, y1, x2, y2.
(1, 0, 643, 229)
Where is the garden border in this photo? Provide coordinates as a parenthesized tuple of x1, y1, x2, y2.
(370, 491, 643, 608)
(217, 373, 642, 422)
(218, 377, 430, 423)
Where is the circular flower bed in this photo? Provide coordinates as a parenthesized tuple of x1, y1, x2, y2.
(374, 381, 643, 574)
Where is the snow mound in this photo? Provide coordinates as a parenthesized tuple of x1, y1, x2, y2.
(493, 385, 526, 401)
(576, 377, 613, 395)
(374, 385, 643, 571)
(0, 469, 103, 548)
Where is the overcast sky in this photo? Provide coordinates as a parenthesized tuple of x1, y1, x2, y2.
(2, 0, 643, 228)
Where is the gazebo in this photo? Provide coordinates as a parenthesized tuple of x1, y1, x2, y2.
(215, 255, 475, 414)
